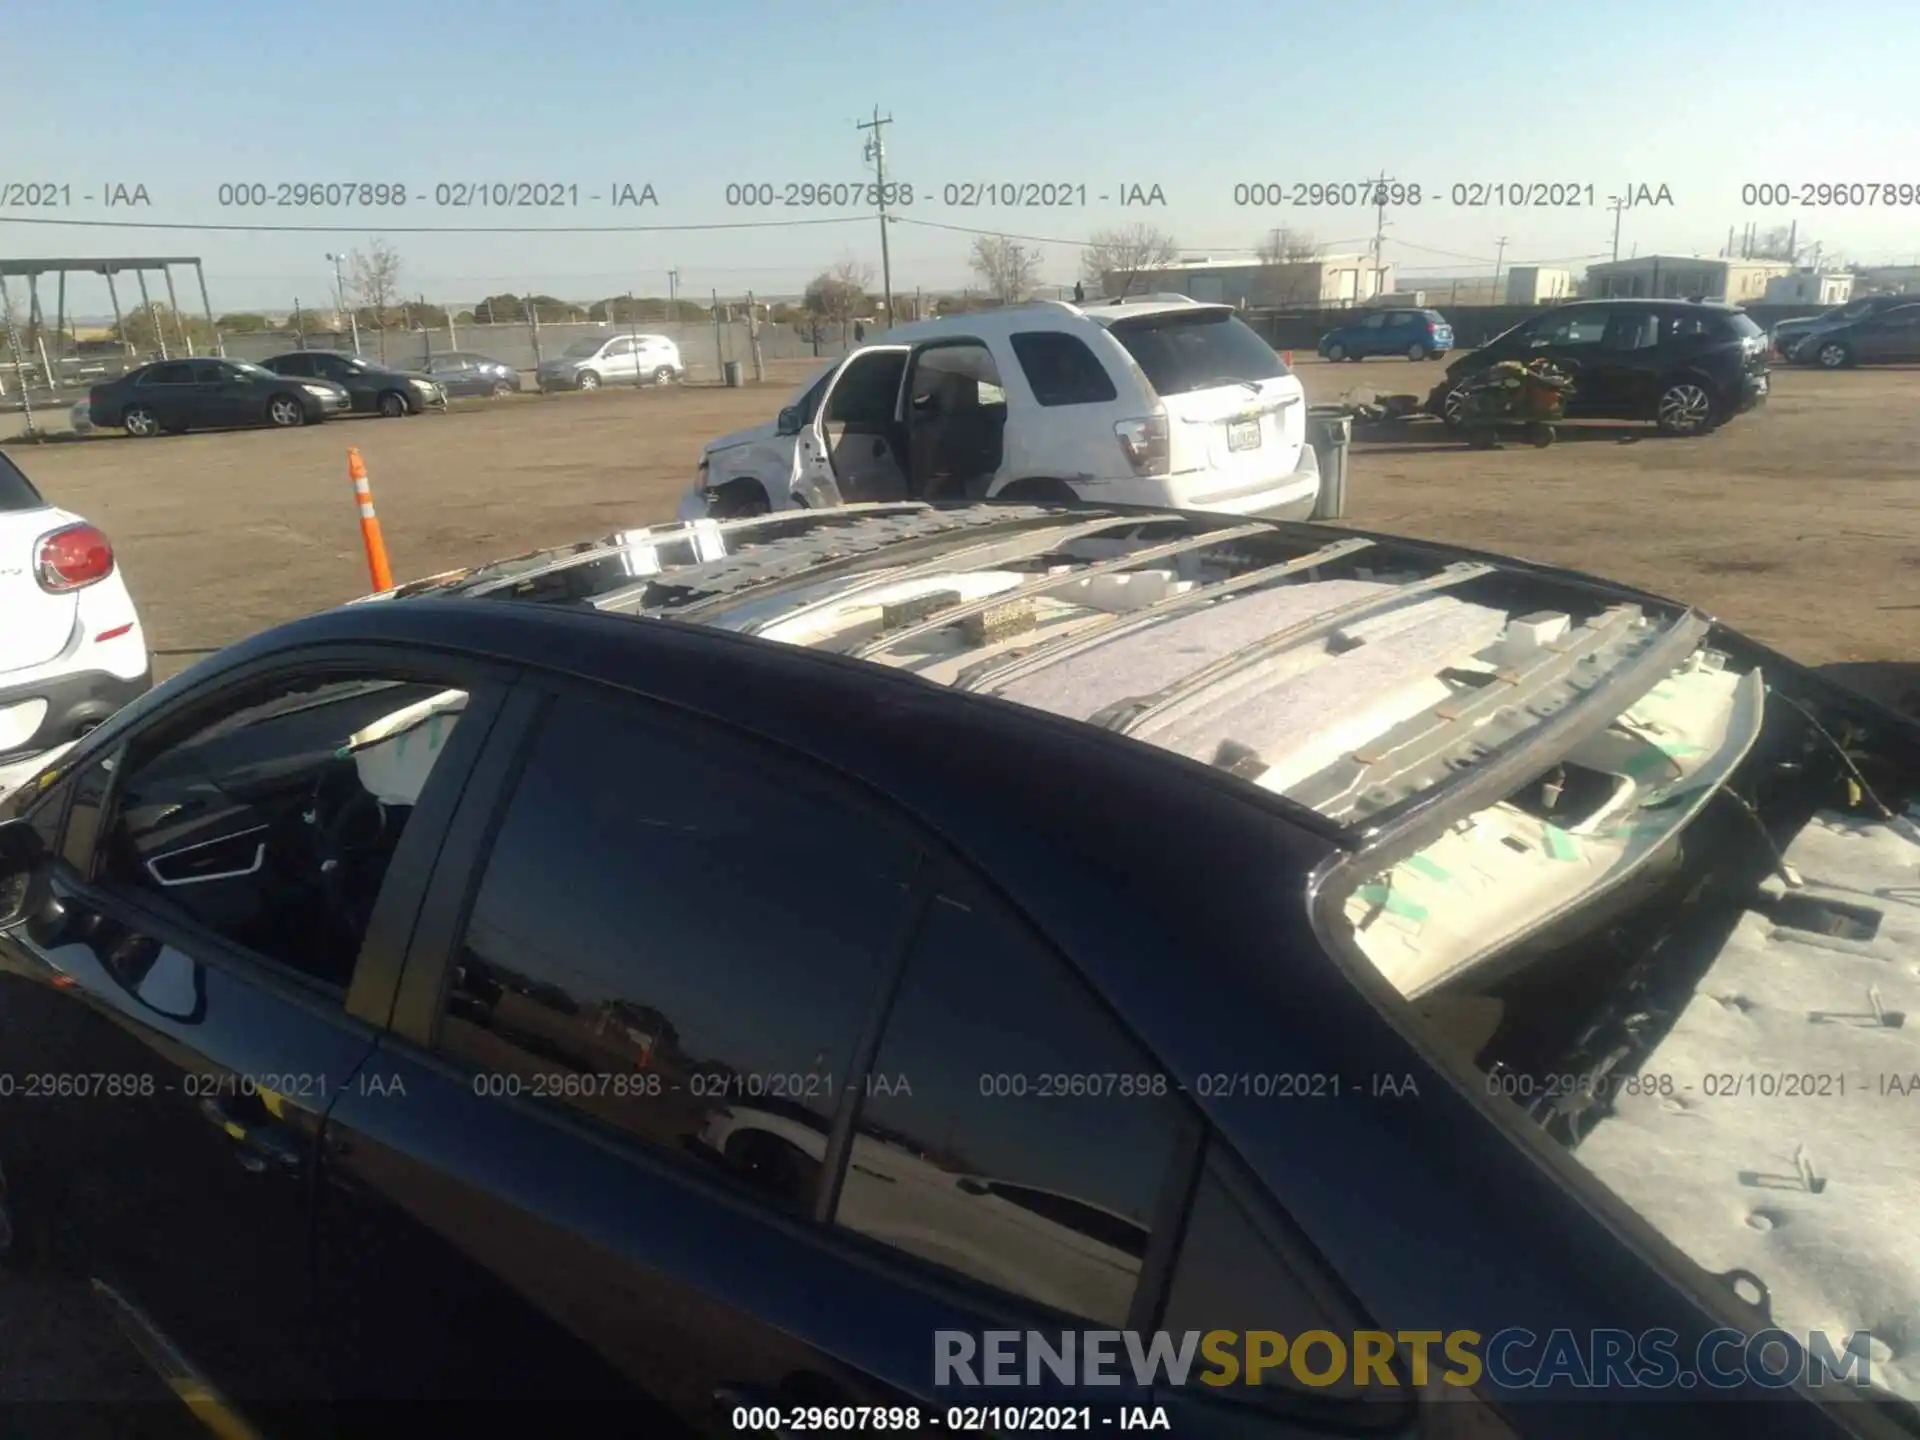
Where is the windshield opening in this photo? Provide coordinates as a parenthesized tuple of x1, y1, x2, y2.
(1104, 312, 1289, 397)
(1318, 626, 1920, 1406)
(562, 338, 603, 358)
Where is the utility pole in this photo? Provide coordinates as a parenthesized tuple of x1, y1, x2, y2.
(1491, 236, 1509, 306)
(1369, 169, 1393, 298)
(668, 268, 679, 325)
(326, 251, 361, 354)
(747, 289, 764, 382)
(1610, 197, 1627, 262)
(857, 106, 896, 327)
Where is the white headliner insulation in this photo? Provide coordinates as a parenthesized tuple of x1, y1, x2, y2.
(992, 580, 1510, 735)
(1574, 812, 1920, 1402)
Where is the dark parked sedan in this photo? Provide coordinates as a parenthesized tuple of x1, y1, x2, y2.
(86, 358, 350, 436)
(1788, 300, 1920, 369)
(418, 350, 523, 397)
(260, 349, 447, 417)
(1, 503, 1914, 1439)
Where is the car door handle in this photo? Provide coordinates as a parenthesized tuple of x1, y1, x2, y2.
(198, 1097, 303, 1174)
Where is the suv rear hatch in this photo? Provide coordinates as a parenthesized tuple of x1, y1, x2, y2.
(1722, 310, 1770, 382)
(0, 455, 76, 678)
(1422, 310, 1454, 349)
(1100, 307, 1305, 503)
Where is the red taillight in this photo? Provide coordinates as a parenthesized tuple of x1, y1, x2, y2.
(35, 523, 115, 592)
(1114, 414, 1170, 476)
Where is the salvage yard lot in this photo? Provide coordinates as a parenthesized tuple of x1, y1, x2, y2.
(6, 357, 1919, 699)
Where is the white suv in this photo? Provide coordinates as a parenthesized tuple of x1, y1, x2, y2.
(678, 296, 1319, 520)
(0, 452, 149, 791)
(536, 332, 685, 391)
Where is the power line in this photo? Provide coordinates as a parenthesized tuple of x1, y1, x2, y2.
(0, 214, 868, 236)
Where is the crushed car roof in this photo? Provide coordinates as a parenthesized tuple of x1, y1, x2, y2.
(376, 502, 1713, 845)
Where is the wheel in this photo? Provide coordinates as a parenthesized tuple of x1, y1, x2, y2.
(1813, 340, 1853, 370)
(121, 404, 160, 437)
(491, 380, 514, 398)
(710, 481, 771, 518)
(1654, 380, 1715, 436)
(1440, 383, 1473, 431)
(1528, 422, 1556, 448)
(1408, 343, 1427, 362)
(996, 477, 1081, 506)
(652, 366, 677, 386)
(1324, 343, 1346, 362)
(576, 370, 602, 391)
(377, 391, 409, 418)
(266, 394, 306, 427)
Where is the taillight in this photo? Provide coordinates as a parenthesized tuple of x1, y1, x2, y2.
(35, 522, 115, 592)
(1114, 415, 1170, 476)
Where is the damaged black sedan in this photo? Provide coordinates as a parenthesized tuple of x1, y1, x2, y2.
(0, 500, 1915, 1440)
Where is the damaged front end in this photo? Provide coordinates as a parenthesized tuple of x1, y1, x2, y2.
(1316, 622, 1920, 1403)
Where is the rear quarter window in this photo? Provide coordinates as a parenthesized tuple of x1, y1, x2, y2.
(0, 450, 45, 512)
(1008, 331, 1119, 406)
(1104, 312, 1288, 398)
(1716, 312, 1763, 340)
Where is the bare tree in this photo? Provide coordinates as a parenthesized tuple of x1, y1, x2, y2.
(969, 235, 1042, 304)
(347, 240, 404, 361)
(1251, 227, 1324, 307)
(1081, 224, 1179, 298)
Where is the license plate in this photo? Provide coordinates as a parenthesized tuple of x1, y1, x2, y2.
(1227, 417, 1261, 452)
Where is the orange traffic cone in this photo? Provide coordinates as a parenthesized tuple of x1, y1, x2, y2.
(348, 448, 394, 592)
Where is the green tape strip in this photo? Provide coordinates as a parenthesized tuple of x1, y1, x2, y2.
(1354, 884, 1430, 923)
(1543, 824, 1582, 861)
(1403, 853, 1451, 882)
(1659, 741, 1703, 758)
(1622, 745, 1675, 778)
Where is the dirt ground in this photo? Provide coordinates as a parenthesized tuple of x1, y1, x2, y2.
(5, 356, 1918, 700)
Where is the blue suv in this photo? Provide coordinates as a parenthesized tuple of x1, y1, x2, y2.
(1319, 307, 1453, 361)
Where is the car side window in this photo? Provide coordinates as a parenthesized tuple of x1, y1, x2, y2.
(1602, 310, 1662, 351)
(1359, 313, 1386, 329)
(142, 362, 192, 385)
(89, 674, 471, 993)
(314, 356, 352, 381)
(435, 693, 919, 1216)
(1161, 1144, 1387, 1402)
(1529, 311, 1608, 348)
(831, 874, 1190, 1326)
(602, 337, 632, 357)
(1009, 331, 1119, 407)
(273, 355, 313, 378)
(190, 361, 226, 383)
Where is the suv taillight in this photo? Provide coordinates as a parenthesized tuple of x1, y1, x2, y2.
(35, 522, 115, 592)
(1114, 415, 1170, 476)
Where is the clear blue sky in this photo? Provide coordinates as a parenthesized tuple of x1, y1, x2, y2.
(4, 0, 1917, 313)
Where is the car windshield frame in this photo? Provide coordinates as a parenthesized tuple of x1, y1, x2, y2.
(1102, 310, 1289, 397)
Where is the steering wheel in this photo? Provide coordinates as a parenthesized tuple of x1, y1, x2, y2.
(300, 758, 392, 944)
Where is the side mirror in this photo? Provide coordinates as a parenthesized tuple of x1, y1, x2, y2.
(0, 817, 48, 929)
(776, 406, 803, 437)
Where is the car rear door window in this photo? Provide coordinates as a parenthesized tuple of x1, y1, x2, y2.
(272, 355, 314, 378)
(1009, 331, 1119, 406)
(1104, 311, 1288, 397)
(141, 362, 192, 385)
(435, 693, 918, 1215)
(830, 873, 1190, 1325)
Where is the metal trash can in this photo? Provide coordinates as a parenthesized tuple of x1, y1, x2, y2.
(722, 360, 743, 388)
(1305, 405, 1353, 521)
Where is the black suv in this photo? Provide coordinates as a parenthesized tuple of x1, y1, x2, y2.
(1431, 300, 1770, 436)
